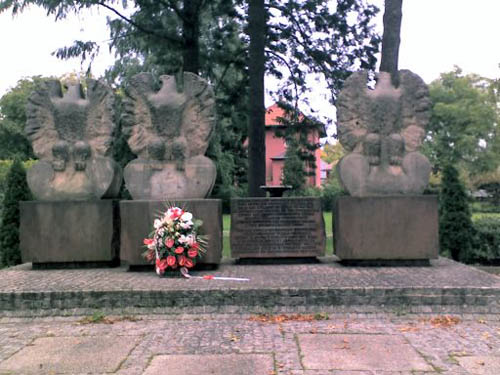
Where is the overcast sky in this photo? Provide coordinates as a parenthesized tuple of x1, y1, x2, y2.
(1, 1, 500, 104)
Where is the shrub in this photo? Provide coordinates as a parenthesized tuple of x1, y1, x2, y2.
(0, 159, 32, 267)
(321, 175, 346, 211)
(0, 160, 36, 216)
(466, 215, 500, 264)
(439, 164, 475, 262)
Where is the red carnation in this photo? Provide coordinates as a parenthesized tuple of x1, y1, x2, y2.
(156, 258, 168, 272)
(185, 258, 194, 268)
(174, 246, 184, 254)
(165, 238, 175, 248)
(188, 249, 198, 258)
(178, 255, 187, 266)
(166, 255, 176, 267)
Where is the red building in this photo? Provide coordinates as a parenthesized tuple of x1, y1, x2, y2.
(264, 103, 325, 187)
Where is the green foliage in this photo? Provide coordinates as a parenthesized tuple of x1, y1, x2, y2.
(0, 158, 32, 267)
(320, 142, 345, 165)
(0, 160, 36, 209)
(424, 68, 500, 177)
(320, 174, 346, 211)
(0, 77, 50, 160)
(439, 164, 475, 262)
(282, 138, 307, 191)
(466, 215, 500, 264)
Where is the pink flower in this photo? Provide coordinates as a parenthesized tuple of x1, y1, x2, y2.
(166, 255, 176, 267)
(174, 246, 184, 254)
(165, 238, 175, 248)
(187, 249, 198, 258)
(185, 258, 194, 268)
(178, 255, 187, 266)
(156, 258, 168, 273)
(143, 238, 154, 245)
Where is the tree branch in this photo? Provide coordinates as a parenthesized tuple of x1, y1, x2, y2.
(264, 49, 299, 109)
(95, 1, 183, 46)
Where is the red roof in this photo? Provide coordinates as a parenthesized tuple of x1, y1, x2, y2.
(265, 103, 304, 126)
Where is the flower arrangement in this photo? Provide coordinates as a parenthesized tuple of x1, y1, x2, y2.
(143, 205, 207, 276)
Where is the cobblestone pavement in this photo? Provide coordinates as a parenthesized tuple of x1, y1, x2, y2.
(0, 312, 499, 374)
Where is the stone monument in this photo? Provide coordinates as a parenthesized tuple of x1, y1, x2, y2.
(121, 72, 216, 199)
(334, 71, 438, 262)
(25, 79, 121, 200)
(20, 79, 121, 267)
(119, 72, 222, 268)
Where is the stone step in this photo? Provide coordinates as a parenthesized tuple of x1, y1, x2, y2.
(0, 257, 499, 317)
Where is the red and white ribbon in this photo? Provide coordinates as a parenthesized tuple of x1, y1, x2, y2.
(180, 267, 249, 281)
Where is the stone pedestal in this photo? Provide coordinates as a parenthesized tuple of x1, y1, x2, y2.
(231, 197, 325, 258)
(334, 195, 438, 261)
(20, 200, 119, 267)
(120, 200, 222, 268)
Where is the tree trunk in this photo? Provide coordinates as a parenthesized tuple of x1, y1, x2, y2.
(182, 0, 201, 74)
(247, 0, 266, 196)
(379, 0, 403, 86)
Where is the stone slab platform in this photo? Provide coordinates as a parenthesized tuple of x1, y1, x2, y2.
(0, 258, 499, 316)
(2, 313, 500, 375)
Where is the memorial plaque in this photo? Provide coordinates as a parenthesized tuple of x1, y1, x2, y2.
(230, 197, 325, 258)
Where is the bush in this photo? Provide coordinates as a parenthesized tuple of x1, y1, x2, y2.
(0, 159, 32, 267)
(465, 214, 500, 264)
(439, 164, 475, 262)
(320, 176, 346, 211)
(0, 160, 36, 217)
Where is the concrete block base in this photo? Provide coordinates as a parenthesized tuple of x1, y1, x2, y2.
(20, 200, 119, 267)
(334, 195, 439, 261)
(231, 197, 325, 258)
(120, 200, 222, 269)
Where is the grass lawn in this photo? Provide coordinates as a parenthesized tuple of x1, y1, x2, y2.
(222, 212, 334, 257)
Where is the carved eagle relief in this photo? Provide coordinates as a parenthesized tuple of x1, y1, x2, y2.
(25, 79, 121, 200)
(336, 70, 432, 196)
(121, 72, 216, 199)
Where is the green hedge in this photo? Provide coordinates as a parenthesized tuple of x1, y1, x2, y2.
(0, 160, 36, 219)
(466, 214, 500, 264)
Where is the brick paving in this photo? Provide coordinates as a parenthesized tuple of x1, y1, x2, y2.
(0, 257, 499, 316)
(0, 312, 499, 374)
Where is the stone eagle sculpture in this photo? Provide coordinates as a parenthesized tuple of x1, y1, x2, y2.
(25, 79, 121, 200)
(121, 72, 216, 199)
(336, 70, 432, 196)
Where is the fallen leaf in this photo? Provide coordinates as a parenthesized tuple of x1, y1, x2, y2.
(230, 334, 240, 342)
(427, 315, 460, 328)
(249, 313, 323, 323)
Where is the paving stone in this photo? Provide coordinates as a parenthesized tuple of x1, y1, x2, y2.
(455, 356, 500, 375)
(142, 354, 274, 375)
(297, 333, 433, 372)
(0, 335, 140, 374)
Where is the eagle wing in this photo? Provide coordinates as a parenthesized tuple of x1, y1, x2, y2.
(121, 73, 157, 159)
(25, 80, 61, 160)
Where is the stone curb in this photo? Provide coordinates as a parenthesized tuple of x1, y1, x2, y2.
(1, 286, 499, 317)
